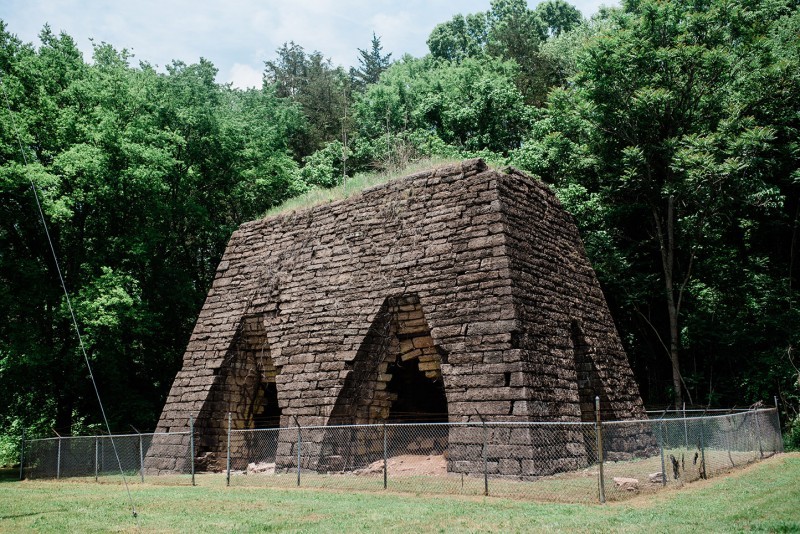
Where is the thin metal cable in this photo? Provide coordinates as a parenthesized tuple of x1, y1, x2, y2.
(0, 71, 139, 522)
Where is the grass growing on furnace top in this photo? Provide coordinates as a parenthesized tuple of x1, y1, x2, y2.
(263, 157, 469, 219)
(1, 453, 799, 533)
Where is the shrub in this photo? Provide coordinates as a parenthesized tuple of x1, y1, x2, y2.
(785, 415, 800, 451)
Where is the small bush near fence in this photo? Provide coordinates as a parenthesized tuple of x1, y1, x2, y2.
(19, 408, 782, 504)
(785, 415, 800, 451)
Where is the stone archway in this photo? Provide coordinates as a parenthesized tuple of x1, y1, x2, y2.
(319, 294, 448, 470)
(196, 314, 282, 469)
(328, 294, 447, 425)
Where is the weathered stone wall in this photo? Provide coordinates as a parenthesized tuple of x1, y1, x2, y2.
(146, 159, 648, 476)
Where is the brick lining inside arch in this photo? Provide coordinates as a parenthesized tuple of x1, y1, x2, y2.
(328, 294, 447, 426)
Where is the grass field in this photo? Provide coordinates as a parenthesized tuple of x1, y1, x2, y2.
(1, 453, 799, 533)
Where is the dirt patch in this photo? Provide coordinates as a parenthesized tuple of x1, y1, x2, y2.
(353, 454, 447, 477)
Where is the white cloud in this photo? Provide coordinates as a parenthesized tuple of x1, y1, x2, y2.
(228, 63, 263, 89)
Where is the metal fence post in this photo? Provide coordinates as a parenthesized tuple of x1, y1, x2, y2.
(699, 412, 707, 480)
(189, 415, 195, 486)
(56, 436, 62, 480)
(94, 436, 99, 482)
(138, 432, 144, 483)
(483, 421, 489, 496)
(774, 396, 784, 453)
(595, 396, 605, 503)
(383, 421, 388, 490)
(226, 412, 232, 487)
(683, 402, 689, 450)
(658, 419, 666, 487)
(18, 428, 24, 481)
(472, 410, 488, 497)
(296, 420, 302, 487)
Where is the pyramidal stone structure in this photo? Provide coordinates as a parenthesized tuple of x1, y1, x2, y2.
(146, 159, 648, 476)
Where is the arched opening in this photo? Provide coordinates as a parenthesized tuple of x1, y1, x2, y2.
(196, 314, 282, 470)
(321, 295, 449, 469)
(328, 294, 448, 426)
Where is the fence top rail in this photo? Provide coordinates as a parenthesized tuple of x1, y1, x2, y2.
(230, 420, 600, 434)
(230, 408, 778, 433)
(24, 430, 190, 444)
(645, 408, 753, 414)
(606, 407, 775, 426)
(23, 407, 777, 442)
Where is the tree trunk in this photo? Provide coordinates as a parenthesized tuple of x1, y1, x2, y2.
(655, 196, 684, 408)
(666, 284, 683, 409)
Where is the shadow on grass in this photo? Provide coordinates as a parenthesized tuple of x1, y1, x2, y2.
(1, 508, 68, 520)
(0, 467, 20, 483)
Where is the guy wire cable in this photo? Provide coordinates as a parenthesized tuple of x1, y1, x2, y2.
(0, 70, 139, 522)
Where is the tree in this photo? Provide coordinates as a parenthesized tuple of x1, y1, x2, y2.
(0, 24, 306, 440)
(350, 33, 392, 90)
(535, 0, 583, 37)
(426, 0, 583, 105)
(264, 41, 308, 98)
(427, 13, 489, 62)
(486, 0, 547, 57)
(354, 55, 532, 158)
(264, 42, 350, 158)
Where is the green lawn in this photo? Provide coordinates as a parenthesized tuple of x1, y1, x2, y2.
(1, 454, 798, 533)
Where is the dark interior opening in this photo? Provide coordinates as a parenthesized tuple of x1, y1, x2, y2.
(386, 358, 448, 423)
(253, 381, 282, 428)
(571, 320, 596, 423)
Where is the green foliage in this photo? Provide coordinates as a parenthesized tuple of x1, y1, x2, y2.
(786, 416, 800, 451)
(513, 0, 800, 409)
(426, 0, 581, 105)
(354, 55, 531, 156)
(0, 417, 22, 466)
(0, 24, 307, 436)
(535, 0, 583, 37)
(1, 0, 799, 444)
(427, 13, 489, 62)
(264, 42, 349, 158)
(300, 141, 345, 188)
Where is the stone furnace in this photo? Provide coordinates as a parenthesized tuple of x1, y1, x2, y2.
(146, 159, 647, 476)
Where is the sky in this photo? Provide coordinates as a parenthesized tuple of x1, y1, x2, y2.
(1, 0, 615, 89)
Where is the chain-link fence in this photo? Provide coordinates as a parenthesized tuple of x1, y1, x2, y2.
(20, 408, 782, 503)
(226, 408, 781, 503)
(601, 409, 783, 500)
(22, 431, 193, 485)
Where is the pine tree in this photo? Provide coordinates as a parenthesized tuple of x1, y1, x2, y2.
(350, 33, 392, 91)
